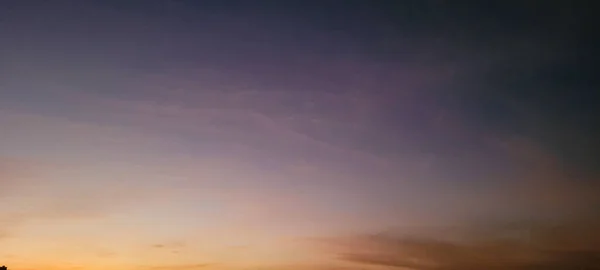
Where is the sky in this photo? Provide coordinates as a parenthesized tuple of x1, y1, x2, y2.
(1, 1, 599, 270)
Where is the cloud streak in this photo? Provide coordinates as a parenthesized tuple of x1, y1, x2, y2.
(329, 217, 600, 270)
(137, 263, 214, 270)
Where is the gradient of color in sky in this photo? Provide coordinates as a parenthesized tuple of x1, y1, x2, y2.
(1, 1, 599, 270)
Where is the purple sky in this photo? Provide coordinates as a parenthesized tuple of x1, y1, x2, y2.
(1, 1, 599, 270)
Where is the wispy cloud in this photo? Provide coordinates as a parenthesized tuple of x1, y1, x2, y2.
(327, 218, 600, 270)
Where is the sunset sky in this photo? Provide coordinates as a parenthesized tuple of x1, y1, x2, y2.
(1, 1, 599, 270)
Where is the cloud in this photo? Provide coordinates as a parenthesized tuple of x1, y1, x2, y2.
(257, 263, 364, 270)
(152, 241, 187, 249)
(327, 217, 600, 270)
(150, 241, 188, 255)
(82, 91, 396, 166)
(137, 263, 214, 270)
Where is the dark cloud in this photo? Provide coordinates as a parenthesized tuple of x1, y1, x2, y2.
(151, 240, 187, 254)
(137, 263, 213, 270)
(259, 263, 362, 270)
(330, 217, 600, 270)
